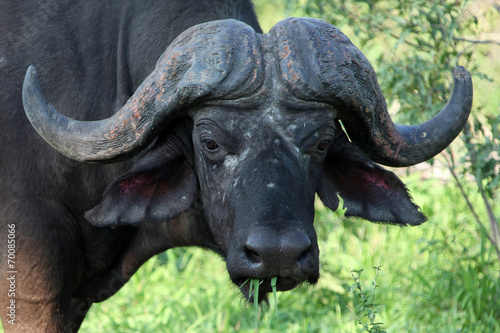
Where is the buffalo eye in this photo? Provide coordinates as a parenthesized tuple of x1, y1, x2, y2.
(203, 139, 219, 152)
(317, 139, 331, 153)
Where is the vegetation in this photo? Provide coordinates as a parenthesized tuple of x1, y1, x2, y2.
(347, 266, 386, 333)
(76, 177, 499, 332)
(3, 1, 498, 332)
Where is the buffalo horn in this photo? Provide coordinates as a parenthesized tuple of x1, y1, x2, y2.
(22, 19, 263, 163)
(272, 18, 473, 167)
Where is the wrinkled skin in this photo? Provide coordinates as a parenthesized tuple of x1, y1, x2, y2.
(192, 104, 332, 294)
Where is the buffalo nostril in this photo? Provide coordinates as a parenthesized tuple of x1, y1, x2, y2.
(297, 247, 311, 262)
(293, 233, 312, 259)
(244, 229, 312, 266)
(244, 246, 262, 264)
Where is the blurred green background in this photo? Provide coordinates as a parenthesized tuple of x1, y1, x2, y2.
(4, 1, 499, 332)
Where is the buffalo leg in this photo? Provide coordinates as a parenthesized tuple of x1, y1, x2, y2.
(0, 200, 83, 332)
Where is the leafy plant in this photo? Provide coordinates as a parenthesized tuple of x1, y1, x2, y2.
(347, 266, 386, 333)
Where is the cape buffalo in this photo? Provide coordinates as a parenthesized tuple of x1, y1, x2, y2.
(0, 0, 472, 331)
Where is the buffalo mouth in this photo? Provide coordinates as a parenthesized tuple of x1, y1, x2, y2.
(234, 276, 316, 303)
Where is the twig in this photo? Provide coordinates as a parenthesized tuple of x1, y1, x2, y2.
(453, 37, 500, 45)
(444, 125, 500, 267)
(480, 188, 500, 264)
(346, 305, 368, 329)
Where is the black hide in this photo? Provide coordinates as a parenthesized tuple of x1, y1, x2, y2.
(0, 1, 260, 331)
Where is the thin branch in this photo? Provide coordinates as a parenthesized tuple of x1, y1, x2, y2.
(453, 37, 500, 45)
(446, 162, 497, 247)
(389, 33, 430, 50)
(442, 149, 500, 263)
(480, 188, 500, 264)
(461, 124, 500, 266)
(346, 305, 368, 329)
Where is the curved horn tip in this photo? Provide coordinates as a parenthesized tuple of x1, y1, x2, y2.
(454, 65, 470, 79)
(26, 64, 38, 77)
(22, 65, 44, 107)
(24, 64, 35, 82)
(22, 65, 58, 131)
(23, 65, 41, 93)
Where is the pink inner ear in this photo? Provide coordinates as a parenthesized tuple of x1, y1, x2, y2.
(357, 168, 390, 190)
(119, 174, 155, 193)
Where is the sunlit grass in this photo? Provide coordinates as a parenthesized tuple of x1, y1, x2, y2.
(1, 173, 496, 333)
(75, 174, 499, 333)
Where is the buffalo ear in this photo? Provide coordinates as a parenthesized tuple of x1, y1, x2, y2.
(85, 132, 198, 227)
(316, 126, 426, 226)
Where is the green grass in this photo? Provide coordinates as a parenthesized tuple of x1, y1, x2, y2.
(74, 172, 500, 332)
(1, 172, 498, 332)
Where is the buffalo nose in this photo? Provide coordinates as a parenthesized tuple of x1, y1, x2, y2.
(244, 228, 312, 270)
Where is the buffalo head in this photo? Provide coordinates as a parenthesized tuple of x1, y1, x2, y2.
(22, 18, 472, 300)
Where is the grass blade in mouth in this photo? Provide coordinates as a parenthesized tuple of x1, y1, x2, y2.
(252, 278, 260, 309)
(246, 278, 253, 300)
(240, 278, 250, 289)
(271, 276, 278, 311)
(250, 279, 261, 328)
(243, 278, 280, 329)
